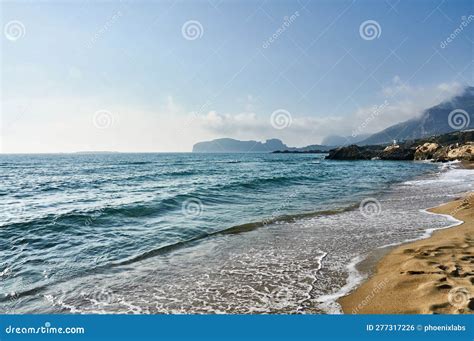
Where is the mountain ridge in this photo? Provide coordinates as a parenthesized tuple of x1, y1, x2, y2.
(358, 86, 474, 145)
(192, 138, 332, 153)
(192, 86, 474, 152)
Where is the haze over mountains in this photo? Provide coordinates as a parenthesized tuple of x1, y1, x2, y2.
(193, 86, 474, 152)
(192, 138, 288, 153)
(357, 86, 474, 145)
(192, 138, 332, 153)
(321, 134, 370, 146)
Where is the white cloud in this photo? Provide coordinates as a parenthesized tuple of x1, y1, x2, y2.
(437, 82, 464, 95)
(351, 79, 465, 136)
(1, 80, 467, 152)
(194, 110, 347, 147)
(1, 96, 214, 153)
(194, 80, 466, 146)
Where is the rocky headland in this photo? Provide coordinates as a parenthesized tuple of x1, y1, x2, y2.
(326, 130, 474, 162)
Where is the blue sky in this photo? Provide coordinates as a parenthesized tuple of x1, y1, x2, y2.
(1, 0, 473, 152)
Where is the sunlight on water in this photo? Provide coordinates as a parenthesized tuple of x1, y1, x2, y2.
(1, 153, 472, 313)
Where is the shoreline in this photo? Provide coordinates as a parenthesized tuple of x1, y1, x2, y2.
(339, 191, 474, 314)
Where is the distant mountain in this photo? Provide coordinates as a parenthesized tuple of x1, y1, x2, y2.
(287, 144, 333, 152)
(359, 86, 474, 145)
(192, 138, 289, 153)
(192, 138, 332, 153)
(74, 151, 119, 154)
(321, 134, 370, 146)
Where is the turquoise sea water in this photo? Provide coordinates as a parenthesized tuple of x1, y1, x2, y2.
(0, 153, 472, 313)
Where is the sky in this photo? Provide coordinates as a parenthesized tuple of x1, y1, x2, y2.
(1, 0, 473, 153)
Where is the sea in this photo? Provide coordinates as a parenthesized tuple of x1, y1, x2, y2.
(0, 153, 473, 314)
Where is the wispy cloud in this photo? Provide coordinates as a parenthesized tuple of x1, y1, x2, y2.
(194, 80, 466, 146)
(1, 80, 467, 152)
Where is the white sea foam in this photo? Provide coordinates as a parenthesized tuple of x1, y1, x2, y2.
(319, 167, 472, 314)
(11, 162, 474, 314)
(316, 254, 366, 314)
(404, 165, 474, 186)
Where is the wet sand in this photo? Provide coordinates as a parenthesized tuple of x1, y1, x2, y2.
(339, 192, 474, 314)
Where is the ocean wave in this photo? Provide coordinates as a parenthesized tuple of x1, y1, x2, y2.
(403, 167, 474, 186)
(115, 161, 155, 165)
(2, 153, 458, 314)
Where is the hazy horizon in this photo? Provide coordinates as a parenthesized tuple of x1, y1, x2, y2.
(1, 0, 473, 153)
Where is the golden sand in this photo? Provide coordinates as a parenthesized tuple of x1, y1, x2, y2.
(339, 192, 474, 314)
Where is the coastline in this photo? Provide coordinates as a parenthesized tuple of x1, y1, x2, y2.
(339, 191, 474, 314)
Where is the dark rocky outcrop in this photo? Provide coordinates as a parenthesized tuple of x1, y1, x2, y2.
(326, 145, 378, 160)
(326, 130, 474, 162)
(273, 150, 327, 154)
(379, 145, 416, 160)
(325, 144, 415, 161)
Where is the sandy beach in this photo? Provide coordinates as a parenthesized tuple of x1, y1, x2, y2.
(340, 191, 474, 314)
